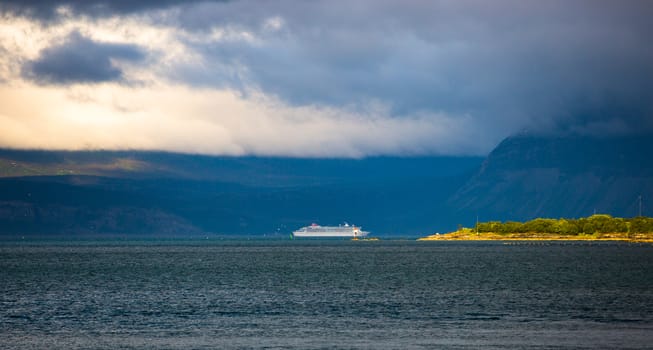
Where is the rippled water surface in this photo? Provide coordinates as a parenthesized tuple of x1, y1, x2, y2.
(1, 240, 653, 349)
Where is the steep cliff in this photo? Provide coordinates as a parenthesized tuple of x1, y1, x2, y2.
(448, 134, 653, 221)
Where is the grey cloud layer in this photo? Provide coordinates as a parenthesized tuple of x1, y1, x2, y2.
(171, 1, 653, 136)
(3, 0, 653, 153)
(22, 31, 146, 84)
(0, 0, 211, 20)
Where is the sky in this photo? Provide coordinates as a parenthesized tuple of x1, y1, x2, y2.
(0, 0, 652, 157)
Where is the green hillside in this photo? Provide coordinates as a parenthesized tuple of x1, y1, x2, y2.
(421, 214, 653, 241)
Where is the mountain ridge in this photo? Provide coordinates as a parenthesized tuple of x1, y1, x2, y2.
(0, 153, 482, 236)
(1, 134, 652, 237)
(448, 134, 653, 222)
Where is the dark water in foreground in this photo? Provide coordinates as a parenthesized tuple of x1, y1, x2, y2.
(1, 240, 653, 349)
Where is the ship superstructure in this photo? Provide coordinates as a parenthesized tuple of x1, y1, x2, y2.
(292, 223, 369, 238)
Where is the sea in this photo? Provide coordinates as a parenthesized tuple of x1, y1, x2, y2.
(1, 240, 653, 349)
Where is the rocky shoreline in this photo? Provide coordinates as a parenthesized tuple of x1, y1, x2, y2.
(418, 229, 653, 242)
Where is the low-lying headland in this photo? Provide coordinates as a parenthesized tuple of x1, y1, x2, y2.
(419, 214, 653, 242)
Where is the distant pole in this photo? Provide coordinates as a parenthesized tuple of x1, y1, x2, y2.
(639, 195, 643, 217)
(476, 214, 479, 236)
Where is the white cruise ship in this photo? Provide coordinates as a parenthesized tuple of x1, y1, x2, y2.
(293, 223, 369, 238)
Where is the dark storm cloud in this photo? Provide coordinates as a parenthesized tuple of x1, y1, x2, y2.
(172, 0, 653, 136)
(22, 31, 146, 85)
(5, 0, 653, 146)
(0, 0, 215, 20)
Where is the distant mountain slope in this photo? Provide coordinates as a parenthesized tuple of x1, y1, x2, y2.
(4, 134, 651, 237)
(448, 134, 653, 222)
(0, 149, 482, 187)
(0, 152, 483, 236)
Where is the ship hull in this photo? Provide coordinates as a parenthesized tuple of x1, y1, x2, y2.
(292, 230, 369, 238)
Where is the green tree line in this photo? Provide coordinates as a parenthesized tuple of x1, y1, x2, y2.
(475, 215, 653, 235)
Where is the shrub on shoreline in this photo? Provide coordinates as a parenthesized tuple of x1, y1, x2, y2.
(475, 215, 653, 235)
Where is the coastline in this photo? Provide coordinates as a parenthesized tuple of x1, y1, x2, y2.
(418, 230, 653, 243)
